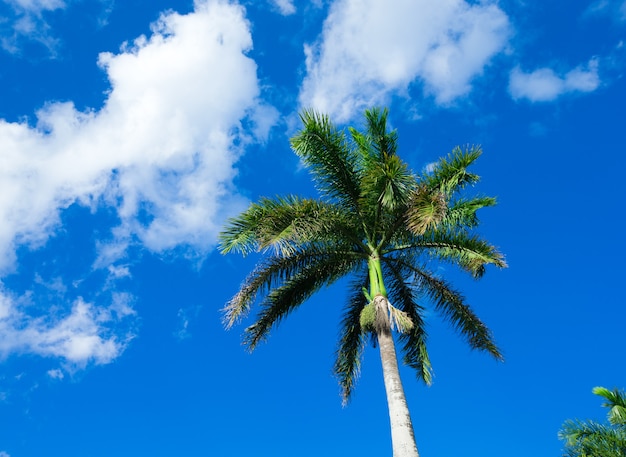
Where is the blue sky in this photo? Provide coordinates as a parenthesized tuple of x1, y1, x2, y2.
(0, 0, 624, 456)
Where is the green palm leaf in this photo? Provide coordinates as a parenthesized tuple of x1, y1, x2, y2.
(385, 261, 432, 384)
(219, 196, 361, 256)
(423, 145, 482, 197)
(396, 260, 502, 359)
(442, 195, 498, 229)
(594, 387, 626, 426)
(223, 246, 359, 328)
(560, 419, 626, 457)
(243, 249, 362, 350)
(560, 387, 626, 457)
(405, 185, 447, 235)
(290, 110, 361, 211)
(334, 275, 369, 405)
(417, 228, 507, 278)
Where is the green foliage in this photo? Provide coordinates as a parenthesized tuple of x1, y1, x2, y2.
(560, 386, 626, 457)
(594, 387, 626, 427)
(220, 107, 506, 402)
(423, 145, 482, 197)
(335, 276, 369, 404)
(359, 302, 376, 332)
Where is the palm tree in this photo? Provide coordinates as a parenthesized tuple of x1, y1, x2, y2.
(559, 387, 626, 457)
(219, 108, 506, 457)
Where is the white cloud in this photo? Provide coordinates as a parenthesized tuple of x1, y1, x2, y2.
(174, 305, 202, 341)
(107, 264, 131, 280)
(0, 288, 134, 366)
(509, 59, 600, 102)
(270, 0, 296, 15)
(0, 0, 276, 365)
(4, 0, 65, 12)
(299, 0, 510, 122)
(0, 0, 274, 273)
(0, 451, 10, 457)
(0, 0, 116, 53)
(47, 368, 65, 379)
(0, 0, 66, 54)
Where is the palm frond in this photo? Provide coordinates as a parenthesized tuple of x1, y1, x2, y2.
(223, 246, 356, 328)
(396, 261, 502, 360)
(219, 196, 360, 256)
(365, 107, 398, 158)
(594, 386, 626, 426)
(334, 275, 369, 405)
(384, 260, 432, 384)
(356, 108, 415, 216)
(219, 199, 269, 256)
(243, 250, 362, 350)
(423, 146, 482, 197)
(361, 153, 415, 213)
(418, 229, 507, 278)
(560, 419, 626, 457)
(419, 272, 502, 360)
(405, 185, 447, 235)
(348, 108, 397, 163)
(560, 387, 626, 457)
(441, 196, 497, 230)
(290, 110, 362, 210)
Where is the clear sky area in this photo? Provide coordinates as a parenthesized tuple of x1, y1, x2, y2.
(0, 1, 624, 456)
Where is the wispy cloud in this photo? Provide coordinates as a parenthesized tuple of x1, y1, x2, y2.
(174, 305, 202, 341)
(4, 0, 65, 11)
(0, 289, 135, 367)
(584, 0, 626, 22)
(508, 59, 600, 102)
(0, 0, 115, 54)
(269, 0, 296, 15)
(47, 368, 65, 379)
(299, 0, 511, 122)
(0, 0, 276, 366)
(0, 0, 66, 54)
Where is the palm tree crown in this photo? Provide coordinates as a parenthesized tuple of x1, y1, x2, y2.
(560, 386, 626, 457)
(220, 108, 506, 457)
(219, 108, 506, 403)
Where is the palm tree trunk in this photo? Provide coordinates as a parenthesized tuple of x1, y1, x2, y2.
(375, 295, 420, 457)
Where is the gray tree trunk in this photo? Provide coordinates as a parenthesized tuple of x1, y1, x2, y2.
(374, 295, 420, 457)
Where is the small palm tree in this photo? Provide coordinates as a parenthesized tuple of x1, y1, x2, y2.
(219, 108, 506, 457)
(560, 387, 626, 457)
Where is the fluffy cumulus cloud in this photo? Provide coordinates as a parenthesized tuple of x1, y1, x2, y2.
(299, 0, 511, 121)
(0, 0, 275, 365)
(508, 59, 600, 102)
(0, 289, 135, 366)
(0, 0, 271, 271)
